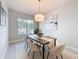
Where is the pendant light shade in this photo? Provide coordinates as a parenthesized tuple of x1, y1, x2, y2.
(35, 0, 44, 22)
(35, 13, 44, 21)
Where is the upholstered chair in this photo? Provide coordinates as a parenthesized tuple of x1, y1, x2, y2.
(47, 44, 65, 59)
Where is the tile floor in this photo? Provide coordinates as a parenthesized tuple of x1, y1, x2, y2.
(4, 41, 78, 59)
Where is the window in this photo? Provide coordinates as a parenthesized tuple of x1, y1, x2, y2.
(18, 18, 34, 35)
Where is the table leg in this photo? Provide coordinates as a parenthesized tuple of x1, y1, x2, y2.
(54, 39, 56, 46)
(42, 45, 45, 59)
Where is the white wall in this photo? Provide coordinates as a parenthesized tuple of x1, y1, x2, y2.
(40, 0, 78, 53)
(0, 0, 9, 59)
(9, 9, 34, 42)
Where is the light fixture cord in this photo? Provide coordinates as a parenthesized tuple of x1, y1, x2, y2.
(38, 0, 41, 13)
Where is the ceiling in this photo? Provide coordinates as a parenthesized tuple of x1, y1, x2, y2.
(6, 0, 71, 15)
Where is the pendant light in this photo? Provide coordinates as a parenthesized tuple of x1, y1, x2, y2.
(35, 0, 44, 22)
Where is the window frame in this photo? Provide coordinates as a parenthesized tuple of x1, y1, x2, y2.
(17, 18, 34, 36)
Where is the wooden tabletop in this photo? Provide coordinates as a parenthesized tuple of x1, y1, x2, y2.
(27, 35, 49, 45)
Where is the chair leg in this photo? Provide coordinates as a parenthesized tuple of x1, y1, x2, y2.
(60, 54, 63, 59)
(33, 51, 34, 59)
(26, 44, 28, 52)
(56, 56, 58, 59)
(28, 49, 31, 56)
(24, 43, 27, 49)
(47, 52, 49, 59)
(39, 49, 42, 56)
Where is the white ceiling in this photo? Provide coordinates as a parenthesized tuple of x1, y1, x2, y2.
(7, 0, 71, 15)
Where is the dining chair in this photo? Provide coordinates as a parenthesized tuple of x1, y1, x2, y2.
(47, 40, 54, 49)
(47, 44, 65, 59)
(24, 36, 28, 52)
(27, 38, 42, 59)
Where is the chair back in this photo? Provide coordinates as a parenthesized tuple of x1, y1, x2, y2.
(54, 44, 65, 55)
(27, 38, 38, 51)
(47, 41, 54, 49)
(27, 38, 33, 48)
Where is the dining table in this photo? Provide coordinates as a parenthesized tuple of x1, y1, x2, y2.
(27, 35, 57, 59)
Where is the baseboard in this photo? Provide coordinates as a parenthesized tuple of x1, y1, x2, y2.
(0, 46, 8, 59)
(9, 39, 25, 44)
(65, 46, 78, 54)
